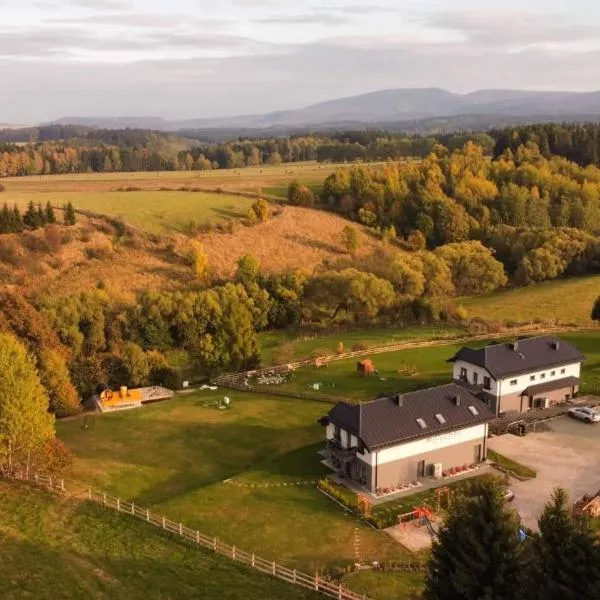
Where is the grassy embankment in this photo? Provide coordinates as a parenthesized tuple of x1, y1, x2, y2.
(0, 481, 320, 600)
(487, 450, 537, 480)
(460, 275, 600, 325)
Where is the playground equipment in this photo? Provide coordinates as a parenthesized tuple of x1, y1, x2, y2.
(435, 486, 452, 513)
(357, 494, 372, 517)
(97, 386, 174, 412)
(397, 504, 439, 538)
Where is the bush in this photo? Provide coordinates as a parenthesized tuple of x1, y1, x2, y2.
(351, 342, 369, 352)
(21, 233, 51, 254)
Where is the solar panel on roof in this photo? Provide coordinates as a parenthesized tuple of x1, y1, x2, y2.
(416, 418, 428, 429)
(468, 405, 479, 416)
(435, 413, 447, 424)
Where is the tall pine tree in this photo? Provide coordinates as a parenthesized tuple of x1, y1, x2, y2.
(63, 202, 77, 226)
(45, 202, 56, 224)
(23, 200, 40, 230)
(526, 488, 600, 600)
(425, 479, 523, 600)
(12, 205, 24, 232)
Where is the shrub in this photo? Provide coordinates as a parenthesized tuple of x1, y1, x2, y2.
(21, 233, 52, 254)
(351, 342, 369, 352)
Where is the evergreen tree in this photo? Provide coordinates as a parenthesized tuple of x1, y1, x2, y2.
(526, 488, 600, 600)
(63, 202, 77, 226)
(12, 205, 24, 232)
(45, 202, 56, 224)
(23, 200, 39, 229)
(0, 203, 11, 234)
(425, 479, 523, 600)
(36, 202, 47, 227)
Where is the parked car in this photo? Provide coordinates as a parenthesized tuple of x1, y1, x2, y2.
(568, 406, 600, 423)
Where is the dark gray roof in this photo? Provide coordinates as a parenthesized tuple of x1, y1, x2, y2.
(328, 383, 494, 451)
(448, 336, 585, 379)
(522, 376, 580, 397)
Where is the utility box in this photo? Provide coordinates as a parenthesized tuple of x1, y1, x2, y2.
(433, 463, 443, 478)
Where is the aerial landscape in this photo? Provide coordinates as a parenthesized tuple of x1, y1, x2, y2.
(2, 1, 600, 599)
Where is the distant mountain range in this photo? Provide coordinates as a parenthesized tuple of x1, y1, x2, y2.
(51, 87, 600, 133)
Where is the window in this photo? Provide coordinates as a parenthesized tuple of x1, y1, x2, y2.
(435, 413, 447, 424)
(468, 405, 480, 416)
(334, 425, 340, 440)
(561, 368, 566, 375)
(530, 375, 536, 381)
(460, 367, 467, 381)
(510, 379, 517, 386)
(357, 439, 365, 454)
(416, 418, 428, 429)
(483, 376, 491, 390)
(541, 373, 546, 379)
(473, 372, 479, 385)
(551, 370, 556, 376)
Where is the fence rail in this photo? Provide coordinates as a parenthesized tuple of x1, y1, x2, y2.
(3, 471, 372, 600)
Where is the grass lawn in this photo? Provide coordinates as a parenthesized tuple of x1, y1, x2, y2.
(461, 275, 600, 325)
(0, 481, 319, 600)
(345, 571, 425, 600)
(57, 391, 412, 579)
(262, 331, 600, 402)
(259, 325, 464, 366)
(0, 190, 254, 234)
(487, 450, 537, 480)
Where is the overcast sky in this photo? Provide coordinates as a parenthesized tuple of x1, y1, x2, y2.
(2, 0, 600, 123)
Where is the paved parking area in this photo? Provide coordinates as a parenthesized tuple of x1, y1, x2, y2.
(488, 416, 600, 528)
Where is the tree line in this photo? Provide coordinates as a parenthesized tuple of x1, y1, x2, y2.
(0, 130, 495, 177)
(0, 201, 76, 234)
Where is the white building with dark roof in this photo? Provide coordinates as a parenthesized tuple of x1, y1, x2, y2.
(324, 383, 494, 494)
(448, 335, 586, 415)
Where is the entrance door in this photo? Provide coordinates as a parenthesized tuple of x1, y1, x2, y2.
(474, 444, 482, 463)
(417, 460, 425, 478)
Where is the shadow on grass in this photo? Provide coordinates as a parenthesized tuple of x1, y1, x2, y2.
(284, 234, 343, 254)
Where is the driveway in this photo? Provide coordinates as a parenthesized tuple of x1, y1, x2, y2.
(488, 416, 600, 529)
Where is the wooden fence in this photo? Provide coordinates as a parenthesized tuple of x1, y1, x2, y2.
(4, 471, 373, 600)
(214, 324, 594, 399)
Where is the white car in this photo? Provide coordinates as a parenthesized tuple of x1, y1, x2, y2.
(568, 406, 600, 423)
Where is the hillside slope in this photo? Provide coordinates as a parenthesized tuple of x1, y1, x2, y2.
(0, 481, 318, 600)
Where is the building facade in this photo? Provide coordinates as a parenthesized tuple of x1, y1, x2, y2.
(324, 384, 494, 493)
(449, 335, 585, 415)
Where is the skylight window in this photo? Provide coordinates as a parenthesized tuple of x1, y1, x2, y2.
(435, 413, 446, 424)
(468, 406, 479, 416)
(416, 418, 428, 429)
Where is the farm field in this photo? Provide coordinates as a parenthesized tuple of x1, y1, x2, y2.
(263, 331, 600, 402)
(57, 390, 416, 599)
(259, 325, 465, 365)
(0, 161, 348, 197)
(0, 189, 255, 234)
(460, 275, 600, 325)
(0, 481, 320, 600)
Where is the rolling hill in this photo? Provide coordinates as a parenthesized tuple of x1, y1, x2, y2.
(51, 88, 600, 131)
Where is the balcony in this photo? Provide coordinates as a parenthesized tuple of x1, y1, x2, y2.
(327, 438, 357, 462)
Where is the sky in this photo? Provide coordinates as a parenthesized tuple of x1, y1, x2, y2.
(1, 0, 600, 123)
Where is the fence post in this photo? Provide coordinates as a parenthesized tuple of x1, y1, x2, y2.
(338, 584, 342, 600)
(35, 473, 39, 485)
(251, 553, 255, 567)
(315, 572, 319, 591)
(49, 476, 52, 488)
(293, 570, 296, 583)
(232, 546, 236, 560)
(131, 502, 135, 516)
(60, 478, 65, 492)
(162, 516, 166, 529)
(272, 561, 276, 576)
(88, 487, 92, 500)
(146, 509, 150, 522)
(103, 493, 106, 507)
(196, 530, 200, 544)
(179, 523, 183, 536)
(117, 498, 120, 512)
(213, 537, 217, 551)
